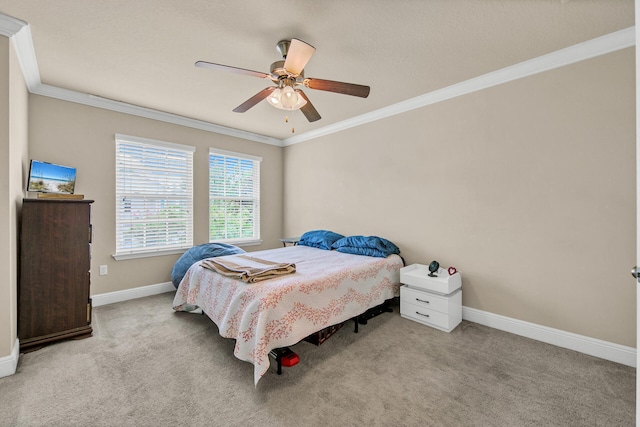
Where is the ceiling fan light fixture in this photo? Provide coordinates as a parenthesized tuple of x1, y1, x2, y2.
(281, 86, 298, 108)
(267, 86, 307, 111)
(268, 88, 282, 105)
(198, 37, 367, 123)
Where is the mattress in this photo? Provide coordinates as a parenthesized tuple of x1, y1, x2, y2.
(173, 245, 403, 384)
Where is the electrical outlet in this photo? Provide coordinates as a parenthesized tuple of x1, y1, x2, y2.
(99, 265, 108, 276)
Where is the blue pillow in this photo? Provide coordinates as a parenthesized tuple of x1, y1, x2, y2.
(331, 235, 401, 258)
(298, 230, 345, 250)
(171, 243, 246, 288)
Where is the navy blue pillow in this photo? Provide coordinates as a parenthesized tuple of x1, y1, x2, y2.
(171, 243, 246, 288)
(331, 235, 400, 258)
(298, 230, 345, 250)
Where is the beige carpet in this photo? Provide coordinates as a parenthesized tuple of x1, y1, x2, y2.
(0, 293, 634, 426)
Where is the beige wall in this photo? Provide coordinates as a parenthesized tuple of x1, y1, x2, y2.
(0, 36, 29, 359)
(10, 39, 28, 358)
(28, 96, 284, 295)
(6, 37, 635, 357)
(284, 48, 636, 347)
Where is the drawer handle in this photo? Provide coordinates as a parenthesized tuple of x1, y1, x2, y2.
(416, 311, 430, 318)
(416, 298, 430, 304)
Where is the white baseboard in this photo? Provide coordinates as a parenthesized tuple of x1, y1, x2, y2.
(0, 339, 19, 378)
(0, 283, 175, 378)
(90, 282, 636, 368)
(463, 306, 636, 368)
(92, 282, 175, 307)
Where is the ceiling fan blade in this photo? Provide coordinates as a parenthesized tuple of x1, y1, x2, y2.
(297, 90, 321, 122)
(195, 61, 270, 79)
(303, 78, 370, 98)
(233, 87, 275, 113)
(283, 39, 316, 76)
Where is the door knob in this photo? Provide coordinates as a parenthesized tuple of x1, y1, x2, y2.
(632, 266, 638, 279)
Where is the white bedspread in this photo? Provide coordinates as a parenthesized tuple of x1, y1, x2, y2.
(173, 245, 403, 384)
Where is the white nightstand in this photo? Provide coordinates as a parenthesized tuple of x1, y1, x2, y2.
(399, 264, 462, 332)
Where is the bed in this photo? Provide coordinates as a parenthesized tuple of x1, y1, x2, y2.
(173, 242, 404, 384)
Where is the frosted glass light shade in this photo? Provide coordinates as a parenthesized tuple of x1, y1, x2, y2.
(267, 87, 307, 111)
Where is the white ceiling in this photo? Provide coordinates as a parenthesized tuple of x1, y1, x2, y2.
(0, 1, 634, 142)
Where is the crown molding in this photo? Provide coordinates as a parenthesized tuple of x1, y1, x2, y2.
(1, 12, 634, 147)
(31, 84, 282, 146)
(0, 13, 40, 91)
(0, 12, 282, 147)
(283, 26, 635, 146)
(36, 85, 282, 146)
(0, 13, 25, 37)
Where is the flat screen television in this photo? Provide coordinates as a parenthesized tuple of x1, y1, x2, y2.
(27, 160, 77, 194)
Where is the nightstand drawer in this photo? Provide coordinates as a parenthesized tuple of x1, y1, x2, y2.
(399, 285, 462, 332)
(400, 300, 453, 331)
(400, 286, 451, 314)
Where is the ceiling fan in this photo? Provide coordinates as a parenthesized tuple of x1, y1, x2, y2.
(195, 38, 370, 122)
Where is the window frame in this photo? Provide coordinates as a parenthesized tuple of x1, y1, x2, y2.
(208, 147, 262, 246)
(113, 134, 195, 260)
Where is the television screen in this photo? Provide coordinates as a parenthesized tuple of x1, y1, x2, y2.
(27, 160, 77, 194)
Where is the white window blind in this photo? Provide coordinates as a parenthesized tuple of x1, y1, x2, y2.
(209, 148, 261, 244)
(115, 134, 195, 257)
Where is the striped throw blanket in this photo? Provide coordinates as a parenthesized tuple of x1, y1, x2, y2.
(200, 254, 296, 283)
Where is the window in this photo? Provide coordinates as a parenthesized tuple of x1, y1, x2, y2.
(209, 148, 261, 245)
(114, 134, 195, 259)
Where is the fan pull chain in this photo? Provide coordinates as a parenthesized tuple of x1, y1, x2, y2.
(285, 114, 295, 133)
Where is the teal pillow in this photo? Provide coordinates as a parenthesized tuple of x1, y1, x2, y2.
(298, 230, 345, 250)
(331, 235, 400, 258)
(171, 243, 245, 288)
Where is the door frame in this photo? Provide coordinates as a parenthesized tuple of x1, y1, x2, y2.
(635, 0, 639, 422)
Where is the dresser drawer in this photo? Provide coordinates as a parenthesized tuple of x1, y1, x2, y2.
(401, 286, 452, 314)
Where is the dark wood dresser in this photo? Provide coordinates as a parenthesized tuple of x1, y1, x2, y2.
(19, 198, 94, 351)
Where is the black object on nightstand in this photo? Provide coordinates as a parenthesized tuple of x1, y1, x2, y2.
(279, 237, 300, 247)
